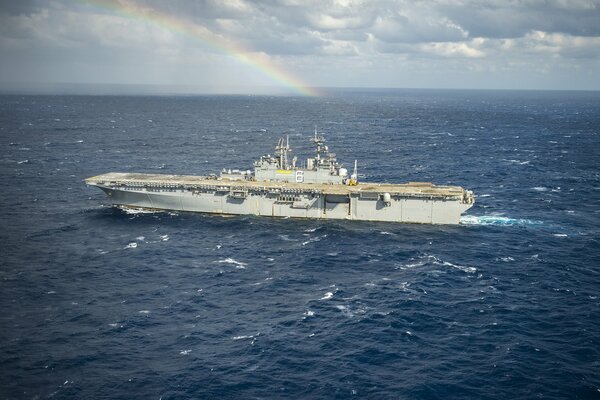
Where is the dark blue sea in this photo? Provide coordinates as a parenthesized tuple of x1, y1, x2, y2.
(1, 90, 599, 399)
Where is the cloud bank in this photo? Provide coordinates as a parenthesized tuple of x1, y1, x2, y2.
(0, 0, 599, 92)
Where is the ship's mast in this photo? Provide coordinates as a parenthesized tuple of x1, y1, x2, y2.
(275, 135, 292, 169)
(312, 127, 327, 165)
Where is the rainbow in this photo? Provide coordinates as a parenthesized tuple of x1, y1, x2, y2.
(82, 0, 320, 96)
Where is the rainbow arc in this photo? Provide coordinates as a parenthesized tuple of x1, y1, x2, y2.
(85, 0, 319, 96)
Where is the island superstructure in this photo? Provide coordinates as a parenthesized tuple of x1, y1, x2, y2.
(86, 131, 474, 224)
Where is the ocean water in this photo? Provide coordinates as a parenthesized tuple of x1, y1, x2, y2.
(0, 90, 599, 399)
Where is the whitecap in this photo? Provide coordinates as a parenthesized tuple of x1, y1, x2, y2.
(336, 304, 367, 318)
(531, 186, 548, 191)
(460, 215, 542, 226)
(136, 236, 145, 242)
(399, 260, 426, 269)
(124, 242, 137, 249)
(180, 349, 192, 355)
(379, 231, 394, 235)
(302, 310, 315, 319)
(502, 159, 530, 165)
(216, 258, 247, 268)
(440, 260, 477, 274)
(160, 234, 169, 241)
(428, 256, 477, 273)
(120, 207, 159, 215)
(17, 159, 29, 164)
(301, 234, 327, 246)
(320, 291, 334, 300)
(138, 310, 150, 314)
(233, 333, 259, 341)
(553, 233, 568, 237)
(278, 234, 297, 241)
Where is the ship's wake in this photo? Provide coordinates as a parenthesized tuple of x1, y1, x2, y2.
(119, 207, 162, 215)
(460, 215, 542, 226)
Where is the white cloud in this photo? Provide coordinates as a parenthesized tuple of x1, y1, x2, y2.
(421, 41, 485, 58)
(0, 0, 599, 90)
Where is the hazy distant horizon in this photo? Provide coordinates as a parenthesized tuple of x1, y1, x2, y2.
(2, 81, 599, 97)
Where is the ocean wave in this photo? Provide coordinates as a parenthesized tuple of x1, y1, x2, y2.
(460, 215, 542, 226)
(119, 207, 161, 215)
(320, 291, 334, 300)
(301, 234, 327, 246)
(216, 258, 247, 269)
(336, 304, 368, 318)
(398, 254, 477, 274)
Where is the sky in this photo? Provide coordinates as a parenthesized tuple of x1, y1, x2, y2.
(0, 0, 599, 95)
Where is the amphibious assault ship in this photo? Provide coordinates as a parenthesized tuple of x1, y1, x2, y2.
(86, 132, 474, 224)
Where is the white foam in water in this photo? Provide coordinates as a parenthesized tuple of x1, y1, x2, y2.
(160, 235, 169, 241)
(320, 291, 334, 300)
(336, 304, 367, 318)
(179, 349, 192, 355)
(120, 207, 160, 215)
(136, 236, 145, 242)
(531, 186, 548, 191)
(138, 310, 150, 314)
(439, 260, 477, 274)
(553, 233, 568, 237)
(232, 332, 259, 341)
(401, 254, 477, 274)
(216, 258, 247, 268)
(301, 234, 327, 246)
(503, 159, 531, 165)
(460, 215, 542, 226)
(125, 242, 137, 249)
(278, 234, 297, 241)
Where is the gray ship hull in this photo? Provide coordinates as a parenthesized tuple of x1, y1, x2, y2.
(87, 173, 474, 224)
